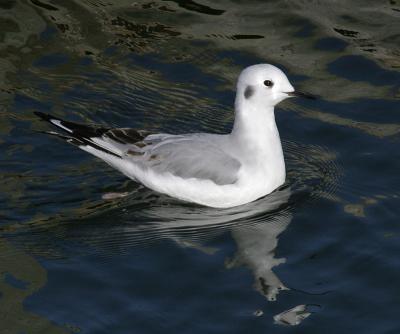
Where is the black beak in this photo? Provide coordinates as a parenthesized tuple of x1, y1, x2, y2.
(287, 91, 316, 100)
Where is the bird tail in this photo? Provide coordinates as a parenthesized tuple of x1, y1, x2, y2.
(34, 111, 122, 158)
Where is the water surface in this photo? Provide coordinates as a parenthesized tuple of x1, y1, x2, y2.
(1, 0, 400, 333)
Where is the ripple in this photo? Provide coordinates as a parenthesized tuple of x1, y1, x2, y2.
(2, 138, 341, 261)
(164, 0, 225, 16)
(0, 0, 399, 331)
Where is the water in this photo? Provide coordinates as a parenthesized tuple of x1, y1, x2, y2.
(1, 0, 399, 332)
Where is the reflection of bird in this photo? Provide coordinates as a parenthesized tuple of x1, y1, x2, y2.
(223, 187, 292, 302)
(124, 185, 293, 302)
(35, 64, 314, 208)
(122, 185, 293, 302)
(227, 214, 291, 301)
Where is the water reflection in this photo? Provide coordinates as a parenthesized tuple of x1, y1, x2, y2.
(91, 183, 294, 302)
(227, 210, 292, 302)
(3, 0, 388, 330)
(133, 185, 293, 302)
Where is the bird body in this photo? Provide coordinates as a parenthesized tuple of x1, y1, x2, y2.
(35, 64, 313, 208)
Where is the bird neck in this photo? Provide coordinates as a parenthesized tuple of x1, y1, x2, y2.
(231, 99, 281, 149)
(230, 98, 285, 177)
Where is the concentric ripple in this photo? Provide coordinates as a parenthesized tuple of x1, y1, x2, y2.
(4, 138, 341, 259)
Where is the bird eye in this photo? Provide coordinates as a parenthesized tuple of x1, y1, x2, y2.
(264, 80, 274, 87)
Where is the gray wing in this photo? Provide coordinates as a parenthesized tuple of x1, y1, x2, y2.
(120, 133, 241, 185)
(33, 112, 241, 186)
(145, 136, 241, 185)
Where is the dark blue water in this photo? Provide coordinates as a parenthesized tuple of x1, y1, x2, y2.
(1, 0, 399, 333)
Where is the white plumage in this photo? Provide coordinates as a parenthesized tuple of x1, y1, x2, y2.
(35, 64, 314, 208)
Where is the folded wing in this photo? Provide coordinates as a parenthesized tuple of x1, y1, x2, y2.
(139, 136, 241, 185)
(35, 112, 241, 185)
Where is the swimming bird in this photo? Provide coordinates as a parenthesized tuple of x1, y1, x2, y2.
(35, 64, 314, 208)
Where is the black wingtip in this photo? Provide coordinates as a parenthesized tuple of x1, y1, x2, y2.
(35, 129, 86, 147)
(33, 111, 121, 158)
(34, 111, 58, 122)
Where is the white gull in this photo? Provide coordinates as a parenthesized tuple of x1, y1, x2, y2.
(35, 64, 314, 208)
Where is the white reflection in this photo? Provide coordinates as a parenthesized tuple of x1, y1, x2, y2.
(227, 210, 291, 301)
(123, 185, 293, 302)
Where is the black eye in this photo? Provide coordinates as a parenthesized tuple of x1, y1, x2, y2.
(264, 80, 274, 87)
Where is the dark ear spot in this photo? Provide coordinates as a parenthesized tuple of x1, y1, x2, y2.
(244, 85, 254, 99)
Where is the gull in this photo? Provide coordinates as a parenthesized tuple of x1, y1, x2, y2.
(34, 64, 314, 208)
